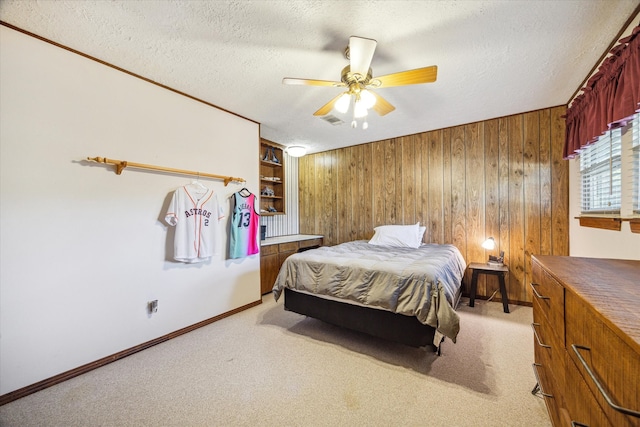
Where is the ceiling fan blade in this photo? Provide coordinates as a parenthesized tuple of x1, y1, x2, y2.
(283, 77, 344, 87)
(313, 92, 347, 116)
(374, 66, 438, 88)
(349, 36, 377, 77)
(370, 92, 395, 116)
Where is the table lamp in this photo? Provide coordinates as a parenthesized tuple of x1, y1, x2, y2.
(482, 237, 504, 266)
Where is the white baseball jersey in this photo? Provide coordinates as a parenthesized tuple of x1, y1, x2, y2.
(165, 184, 224, 263)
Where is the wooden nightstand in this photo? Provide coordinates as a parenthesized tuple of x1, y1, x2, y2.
(468, 262, 510, 313)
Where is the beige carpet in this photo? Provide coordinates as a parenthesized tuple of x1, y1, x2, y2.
(0, 296, 550, 426)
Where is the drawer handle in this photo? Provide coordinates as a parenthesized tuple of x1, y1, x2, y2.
(531, 323, 551, 348)
(571, 344, 640, 418)
(531, 363, 553, 398)
(530, 282, 550, 300)
(571, 422, 589, 427)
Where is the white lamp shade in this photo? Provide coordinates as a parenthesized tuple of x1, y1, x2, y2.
(359, 89, 376, 109)
(334, 93, 351, 113)
(482, 237, 496, 250)
(286, 145, 307, 157)
(354, 100, 368, 118)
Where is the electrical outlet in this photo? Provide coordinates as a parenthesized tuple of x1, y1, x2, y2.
(148, 300, 158, 314)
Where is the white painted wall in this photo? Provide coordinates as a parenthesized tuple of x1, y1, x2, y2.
(0, 26, 260, 395)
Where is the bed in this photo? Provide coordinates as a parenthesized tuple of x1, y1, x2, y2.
(272, 231, 466, 353)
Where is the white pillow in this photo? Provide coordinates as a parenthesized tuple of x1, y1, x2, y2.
(418, 225, 426, 244)
(368, 223, 422, 248)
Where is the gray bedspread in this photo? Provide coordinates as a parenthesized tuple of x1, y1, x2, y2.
(272, 240, 466, 344)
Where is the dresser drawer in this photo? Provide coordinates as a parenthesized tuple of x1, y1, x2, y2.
(278, 250, 297, 266)
(299, 238, 322, 248)
(532, 356, 564, 427)
(532, 299, 565, 392)
(565, 291, 640, 427)
(531, 261, 565, 345)
(562, 349, 613, 427)
(261, 244, 278, 256)
(278, 241, 300, 253)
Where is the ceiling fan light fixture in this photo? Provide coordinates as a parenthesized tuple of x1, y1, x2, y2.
(334, 92, 351, 113)
(286, 145, 307, 157)
(283, 36, 436, 121)
(360, 89, 376, 109)
(354, 100, 368, 118)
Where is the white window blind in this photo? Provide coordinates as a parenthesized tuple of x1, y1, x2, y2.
(579, 128, 622, 214)
(633, 115, 640, 214)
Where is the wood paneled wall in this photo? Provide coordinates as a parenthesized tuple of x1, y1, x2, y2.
(298, 106, 569, 304)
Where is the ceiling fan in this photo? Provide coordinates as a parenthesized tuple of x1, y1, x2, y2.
(282, 36, 437, 128)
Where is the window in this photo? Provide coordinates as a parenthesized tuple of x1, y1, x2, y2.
(579, 128, 622, 214)
(577, 112, 640, 233)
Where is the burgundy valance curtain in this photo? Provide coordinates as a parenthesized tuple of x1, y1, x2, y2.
(564, 23, 640, 159)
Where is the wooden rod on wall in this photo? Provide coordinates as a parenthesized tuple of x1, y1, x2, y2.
(86, 156, 245, 186)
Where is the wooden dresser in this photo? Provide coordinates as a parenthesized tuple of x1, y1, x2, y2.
(260, 235, 323, 295)
(531, 255, 640, 427)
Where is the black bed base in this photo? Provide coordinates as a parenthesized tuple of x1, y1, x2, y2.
(284, 288, 440, 351)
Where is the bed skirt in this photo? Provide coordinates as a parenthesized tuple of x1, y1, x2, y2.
(284, 288, 444, 351)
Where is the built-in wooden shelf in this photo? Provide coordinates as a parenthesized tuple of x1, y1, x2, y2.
(259, 139, 285, 215)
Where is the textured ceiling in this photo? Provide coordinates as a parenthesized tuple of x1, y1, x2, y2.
(1, 1, 638, 154)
